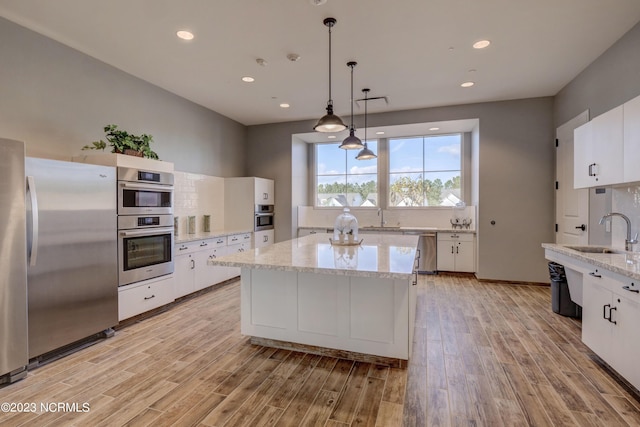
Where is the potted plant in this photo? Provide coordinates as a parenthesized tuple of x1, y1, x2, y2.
(82, 124, 159, 159)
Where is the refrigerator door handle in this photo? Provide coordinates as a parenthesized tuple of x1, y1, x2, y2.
(26, 175, 39, 267)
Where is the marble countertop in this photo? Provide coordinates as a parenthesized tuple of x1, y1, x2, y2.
(175, 228, 253, 244)
(209, 233, 420, 279)
(542, 243, 640, 280)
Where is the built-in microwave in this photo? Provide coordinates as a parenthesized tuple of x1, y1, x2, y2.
(255, 204, 274, 231)
(117, 167, 174, 215)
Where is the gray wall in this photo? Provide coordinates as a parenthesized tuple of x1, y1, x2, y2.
(555, 21, 640, 127)
(0, 17, 246, 176)
(247, 97, 555, 283)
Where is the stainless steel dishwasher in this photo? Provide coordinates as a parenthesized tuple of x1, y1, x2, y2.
(404, 231, 437, 274)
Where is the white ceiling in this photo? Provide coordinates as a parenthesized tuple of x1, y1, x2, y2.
(1, 0, 640, 127)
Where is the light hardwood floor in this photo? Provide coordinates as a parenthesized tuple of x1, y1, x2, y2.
(1, 274, 640, 426)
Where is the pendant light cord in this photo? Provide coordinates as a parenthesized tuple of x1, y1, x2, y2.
(363, 88, 368, 143)
(328, 22, 332, 106)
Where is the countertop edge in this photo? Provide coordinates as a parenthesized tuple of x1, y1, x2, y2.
(207, 259, 414, 280)
(175, 229, 253, 244)
(542, 243, 640, 281)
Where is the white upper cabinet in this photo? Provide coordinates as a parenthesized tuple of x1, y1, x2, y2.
(624, 94, 640, 182)
(255, 178, 275, 205)
(574, 106, 624, 189)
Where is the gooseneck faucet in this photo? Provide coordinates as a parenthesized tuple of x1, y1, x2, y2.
(599, 212, 638, 251)
(378, 208, 386, 227)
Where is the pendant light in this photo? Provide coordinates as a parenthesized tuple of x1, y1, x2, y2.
(356, 88, 377, 160)
(313, 17, 347, 133)
(339, 61, 364, 150)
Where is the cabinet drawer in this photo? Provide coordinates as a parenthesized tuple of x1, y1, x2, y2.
(118, 275, 175, 321)
(175, 242, 199, 255)
(228, 242, 251, 253)
(209, 236, 227, 248)
(438, 233, 474, 242)
(228, 233, 252, 245)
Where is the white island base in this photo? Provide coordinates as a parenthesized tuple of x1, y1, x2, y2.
(240, 267, 416, 367)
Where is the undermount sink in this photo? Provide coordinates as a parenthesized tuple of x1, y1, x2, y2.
(361, 226, 401, 230)
(566, 245, 625, 254)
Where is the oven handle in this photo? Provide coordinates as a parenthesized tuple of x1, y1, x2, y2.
(119, 226, 174, 237)
(120, 182, 174, 191)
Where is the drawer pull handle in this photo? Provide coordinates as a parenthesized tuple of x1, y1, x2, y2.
(623, 285, 639, 293)
(200, 243, 208, 247)
(589, 271, 602, 278)
(179, 247, 188, 251)
(144, 295, 155, 300)
(603, 303, 611, 320)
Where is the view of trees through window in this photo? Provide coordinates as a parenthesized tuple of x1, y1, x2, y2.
(316, 141, 378, 207)
(389, 134, 461, 206)
(314, 134, 462, 207)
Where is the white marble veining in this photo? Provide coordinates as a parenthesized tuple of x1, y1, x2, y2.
(175, 228, 252, 244)
(542, 243, 640, 280)
(209, 233, 419, 279)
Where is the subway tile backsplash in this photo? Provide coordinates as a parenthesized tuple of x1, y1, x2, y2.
(173, 171, 225, 236)
(612, 184, 640, 251)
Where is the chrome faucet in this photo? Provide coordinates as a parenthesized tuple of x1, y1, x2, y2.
(599, 212, 638, 251)
(378, 208, 386, 227)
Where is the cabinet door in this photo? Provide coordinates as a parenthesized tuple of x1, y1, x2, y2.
(174, 253, 195, 298)
(254, 230, 274, 248)
(581, 275, 612, 359)
(591, 105, 623, 186)
(194, 247, 228, 290)
(436, 238, 455, 271)
(255, 178, 274, 205)
(624, 95, 640, 182)
(573, 121, 594, 189)
(612, 294, 640, 390)
(454, 241, 475, 273)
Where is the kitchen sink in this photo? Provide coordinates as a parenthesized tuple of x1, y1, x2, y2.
(565, 245, 625, 254)
(361, 226, 401, 230)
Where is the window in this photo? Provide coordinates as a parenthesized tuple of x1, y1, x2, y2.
(316, 141, 378, 207)
(388, 134, 461, 206)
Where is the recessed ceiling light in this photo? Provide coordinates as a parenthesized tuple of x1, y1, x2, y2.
(328, 135, 336, 139)
(280, 103, 290, 108)
(375, 131, 385, 135)
(176, 30, 194, 40)
(242, 76, 255, 83)
(429, 127, 440, 131)
(473, 40, 490, 49)
(461, 81, 475, 88)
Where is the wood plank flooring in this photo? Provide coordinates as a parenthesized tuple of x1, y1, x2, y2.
(1, 274, 640, 426)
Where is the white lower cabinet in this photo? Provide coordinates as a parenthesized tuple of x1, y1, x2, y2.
(174, 234, 251, 299)
(436, 233, 475, 272)
(118, 274, 175, 321)
(582, 267, 640, 390)
(254, 229, 274, 248)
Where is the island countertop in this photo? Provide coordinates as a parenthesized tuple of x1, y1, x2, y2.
(209, 233, 419, 280)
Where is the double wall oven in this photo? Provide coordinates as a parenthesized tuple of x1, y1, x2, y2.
(117, 167, 174, 286)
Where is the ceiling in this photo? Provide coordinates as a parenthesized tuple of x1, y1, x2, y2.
(1, 0, 640, 127)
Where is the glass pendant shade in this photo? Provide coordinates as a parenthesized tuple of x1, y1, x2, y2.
(314, 103, 347, 132)
(314, 17, 346, 133)
(356, 142, 377, 160)
(339, 127, 363, 149)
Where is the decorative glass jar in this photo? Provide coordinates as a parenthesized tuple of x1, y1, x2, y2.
(333, 208, 359, 244)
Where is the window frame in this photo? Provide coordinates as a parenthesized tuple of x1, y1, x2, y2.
(313, 140, 380, 208)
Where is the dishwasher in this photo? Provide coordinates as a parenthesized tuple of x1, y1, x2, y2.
(404, 231, 437, 274)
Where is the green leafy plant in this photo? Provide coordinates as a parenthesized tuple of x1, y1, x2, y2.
(83, 124, 159, 160)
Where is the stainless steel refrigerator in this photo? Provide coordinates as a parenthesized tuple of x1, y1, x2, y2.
(25, 157, 118, 360)
(0, 139, 28, 384)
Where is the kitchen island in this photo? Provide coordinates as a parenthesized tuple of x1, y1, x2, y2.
(209, 233, 419, 366)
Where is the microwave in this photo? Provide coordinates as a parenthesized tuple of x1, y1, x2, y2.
(255, 205, 274, 231)
(117, 167, 174, 216)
